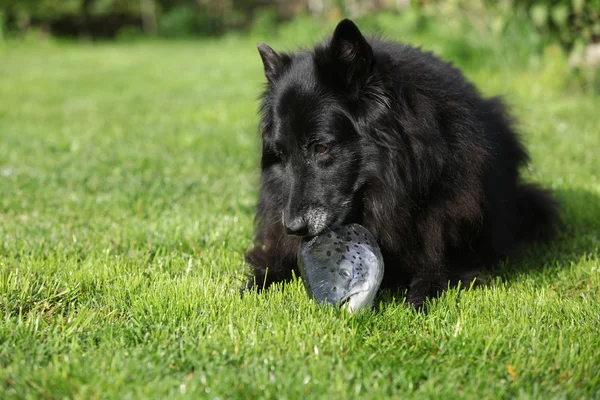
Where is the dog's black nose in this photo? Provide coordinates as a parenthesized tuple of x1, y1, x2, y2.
(284, 217, 309, 236)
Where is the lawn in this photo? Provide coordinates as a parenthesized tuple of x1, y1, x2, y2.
(1, 19, 599, 398)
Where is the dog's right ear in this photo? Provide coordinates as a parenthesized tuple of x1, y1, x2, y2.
(329, 19, 373, 87)
(257, 43, 288, 84)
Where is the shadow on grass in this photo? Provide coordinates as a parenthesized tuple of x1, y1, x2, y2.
(374, 187, 600, 308)
(498, 187, 600, 278)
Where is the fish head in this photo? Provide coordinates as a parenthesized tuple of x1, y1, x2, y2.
(340, 250, 381, 313)
(297, 224, 384, 313)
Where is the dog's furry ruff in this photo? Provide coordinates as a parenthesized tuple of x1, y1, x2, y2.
(244, 20, 560, 308)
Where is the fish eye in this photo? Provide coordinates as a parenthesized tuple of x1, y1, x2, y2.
(314, 144, 328, 154)
(340, 269, 351, 279)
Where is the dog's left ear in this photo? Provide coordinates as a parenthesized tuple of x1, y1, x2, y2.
(257, 42, 288, 84)
(329, 19, 373, 86)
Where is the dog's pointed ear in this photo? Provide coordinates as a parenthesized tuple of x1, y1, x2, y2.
(329, 19, 373, 86)
(257, 42, 287, 84)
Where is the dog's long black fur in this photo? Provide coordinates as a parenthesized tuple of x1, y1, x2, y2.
(244, 19, 560, 309)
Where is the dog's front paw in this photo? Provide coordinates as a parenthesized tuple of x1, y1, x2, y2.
(239, 279, 256, 297)
(406, 277, 445, 312)
(406, 292, 428, 313)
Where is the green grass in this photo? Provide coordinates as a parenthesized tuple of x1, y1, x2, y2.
(1, 18, 599, 399)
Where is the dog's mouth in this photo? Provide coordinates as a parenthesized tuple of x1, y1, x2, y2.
(304, 218, 344, 238)
(314, 202, 356, 234)
(284, 200, 355, 237)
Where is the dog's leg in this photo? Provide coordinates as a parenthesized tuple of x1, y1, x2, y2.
(406, 272, 448, 311)
(242, 221, 300, 294)
(405, 214, 449, 310)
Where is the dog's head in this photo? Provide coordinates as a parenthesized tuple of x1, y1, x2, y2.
(257, 20, 379, 237)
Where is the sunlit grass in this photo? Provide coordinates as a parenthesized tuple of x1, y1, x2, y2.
(0, 19, 599, 398)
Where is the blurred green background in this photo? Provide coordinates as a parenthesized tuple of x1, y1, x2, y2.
(0, 1, 597, 44)
(1, 0, 599, 91)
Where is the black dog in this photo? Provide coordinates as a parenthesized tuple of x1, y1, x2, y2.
(244, 19, 560, 309)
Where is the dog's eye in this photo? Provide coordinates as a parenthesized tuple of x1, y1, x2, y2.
(314, 144, 328, 154)
(273, 149, 285, 160)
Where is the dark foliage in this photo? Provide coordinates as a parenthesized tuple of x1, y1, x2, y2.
(1, 1, 597, 47)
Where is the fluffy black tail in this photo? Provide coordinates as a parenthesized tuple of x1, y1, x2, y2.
(514, 183, 561, 243)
